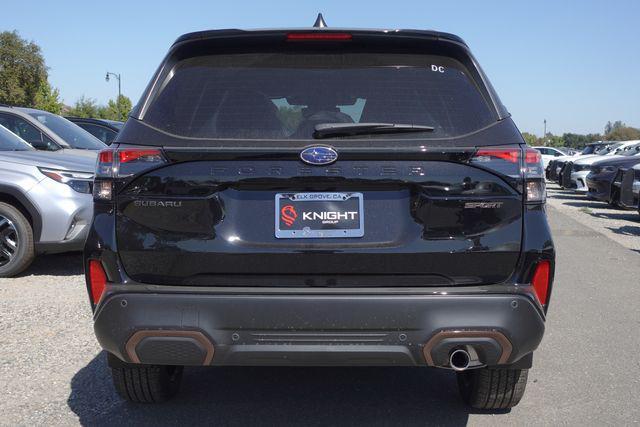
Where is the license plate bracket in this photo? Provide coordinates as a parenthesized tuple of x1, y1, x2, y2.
(275, 192, 364, 239)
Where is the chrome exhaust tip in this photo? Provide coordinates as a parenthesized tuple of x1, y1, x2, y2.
(449, 348, 471, 371)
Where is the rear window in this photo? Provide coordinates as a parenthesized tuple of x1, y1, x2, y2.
(143, 53, 496, 140)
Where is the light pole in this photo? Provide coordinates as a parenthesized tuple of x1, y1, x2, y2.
(543, 119, 547, 146)
(105, 72, 121, 119)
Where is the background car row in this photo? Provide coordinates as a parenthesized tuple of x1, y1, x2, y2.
(540, 140, 640, 214)
(0, 105, 122, 277)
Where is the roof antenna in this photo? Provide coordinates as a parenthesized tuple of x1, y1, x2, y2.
(313, 13, 327, 28)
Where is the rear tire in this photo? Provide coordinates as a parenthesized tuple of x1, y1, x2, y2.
(456, 367, 528, 410)
(111, 364, 183, 403)
(0, 202, 34, 277)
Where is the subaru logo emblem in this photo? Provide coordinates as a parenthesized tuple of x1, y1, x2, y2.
(300, 146, 338, 166)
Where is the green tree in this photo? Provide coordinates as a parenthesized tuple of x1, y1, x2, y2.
(67, 96, 100, 118)
(0, 30, 62, 113)
(99, 95, 133, 121)
(545, 134, 565, 147)
(560, 133, 602, 149)
(521, 132, 539, 146)
(606, 126, 640, 141)
(33, 81, 62, 114)
(604, 121, 624, 135)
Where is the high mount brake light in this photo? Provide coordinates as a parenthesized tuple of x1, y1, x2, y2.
(531, 260, 551, 306)
(94, 148, 166, 201)
(286, 33, 352, 41)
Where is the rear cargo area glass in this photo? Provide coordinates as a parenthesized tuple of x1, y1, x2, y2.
(142, 53, 495, 140)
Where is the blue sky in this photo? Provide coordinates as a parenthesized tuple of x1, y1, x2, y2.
(2, 0, 638, 135)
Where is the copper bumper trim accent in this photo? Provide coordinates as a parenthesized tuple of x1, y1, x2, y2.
(125, 330, 215, 365)
(422, 330, 513, 366)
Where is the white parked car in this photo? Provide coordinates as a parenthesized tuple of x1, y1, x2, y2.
(534, 147, 567, 169)
(568, 141, 640, 192)
(546, 142, 615, 183)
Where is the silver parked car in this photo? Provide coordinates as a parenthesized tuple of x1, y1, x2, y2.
(0, 105, 106, 151)
(0, 124, 96, 277)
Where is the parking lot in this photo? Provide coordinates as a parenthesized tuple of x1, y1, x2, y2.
(1, 185, 639, 426)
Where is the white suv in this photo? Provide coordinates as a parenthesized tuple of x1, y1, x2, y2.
(534, 146, 567, 169)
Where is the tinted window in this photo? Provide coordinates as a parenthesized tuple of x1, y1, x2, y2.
(0, 125, 33, 151)
(77, 123, 118, 144)
(28, 112, 105, 150)
(143, 53, 496, 140)
(620, 143, 640, 156)
(105, 120, 124, 130)
(0, 113, 59, 151)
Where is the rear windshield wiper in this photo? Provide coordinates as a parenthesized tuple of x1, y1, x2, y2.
(313, 122, 435, 139)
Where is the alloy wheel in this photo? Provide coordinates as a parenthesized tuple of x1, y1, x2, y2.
(0, 215, 18, 266)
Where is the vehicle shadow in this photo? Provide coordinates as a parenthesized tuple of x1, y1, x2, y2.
(68, 352, 480, 426)
(605, 225, 640, 237)
(562, 200, 612, 209)
(591, 211, 640, 222)
(17, 252, 83, 277)
(547, 192, 589, 201)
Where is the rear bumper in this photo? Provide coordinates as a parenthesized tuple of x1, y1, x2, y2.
(94, 289, 545, 368)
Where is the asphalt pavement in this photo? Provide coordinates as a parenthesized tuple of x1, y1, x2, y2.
(0, 202, 639, 426)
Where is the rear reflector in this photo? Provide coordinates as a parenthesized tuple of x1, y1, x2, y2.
(531, 260, 551, 306)
(88, 260, 107, 304)
(287, 33, 352, 41)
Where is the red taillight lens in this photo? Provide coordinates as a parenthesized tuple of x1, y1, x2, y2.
(475, 148, 520, 163)
(98, 150, 114, 163)
(94, 148, 166, 201)
(470, 147, 522, 178)
(286, 32, 352, 41)
(88, 260, 107, 305)
(531, 260, 551, 306)
(525, 148, 541, 165)
(118, 149, 163, 163)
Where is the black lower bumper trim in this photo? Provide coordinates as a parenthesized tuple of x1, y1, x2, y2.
(94, 292, 545, 367)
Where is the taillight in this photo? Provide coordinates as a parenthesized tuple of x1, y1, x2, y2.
(286, 32, 352, 41)
(88, 260, 107, 305)
(531, 260, 551, 306)
(475, 148, 520, 164)
(94, 147, 166, 201)
(524, 147, 546, 204)
(118, 149, 164, 164)
(471, 147, 521, 177)
(470, 147, 546, 203)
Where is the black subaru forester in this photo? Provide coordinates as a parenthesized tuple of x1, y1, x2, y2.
(85, 23, 555, 409)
